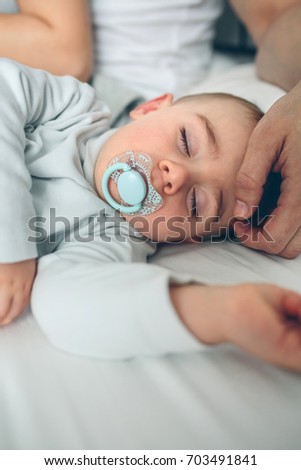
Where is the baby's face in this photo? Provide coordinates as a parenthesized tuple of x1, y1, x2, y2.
(94, 94, 257, 242)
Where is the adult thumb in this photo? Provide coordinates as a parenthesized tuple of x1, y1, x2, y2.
(234, 118, 281, 219)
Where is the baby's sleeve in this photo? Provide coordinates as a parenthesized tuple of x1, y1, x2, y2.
(31, 227, 203, 360)
(0, 58, 109, 262)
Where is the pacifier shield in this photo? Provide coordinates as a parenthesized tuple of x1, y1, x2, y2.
(108, 151, 163, 216)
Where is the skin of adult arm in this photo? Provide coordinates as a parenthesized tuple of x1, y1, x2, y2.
(170, 283, 301, 371)
(0, 0, 93, 81)
(229, 0, 301, 91)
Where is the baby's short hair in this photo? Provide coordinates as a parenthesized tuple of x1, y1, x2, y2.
(175, 92, 264, 124)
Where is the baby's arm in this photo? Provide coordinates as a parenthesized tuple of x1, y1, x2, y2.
(171, 283, 301, 371)
(0, 259, 36, 325)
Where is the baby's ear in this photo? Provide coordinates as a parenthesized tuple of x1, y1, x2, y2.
(129, 93, 173, 120)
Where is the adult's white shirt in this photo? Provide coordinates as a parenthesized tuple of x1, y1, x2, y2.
(90, 0, 223, 97)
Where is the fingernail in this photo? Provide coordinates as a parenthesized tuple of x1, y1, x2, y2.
(234, 200, 248, 218)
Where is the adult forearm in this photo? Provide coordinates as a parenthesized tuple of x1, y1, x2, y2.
(0, 14, 92, 80)
(169, 284, 226, 345)
(256, 4, 301, 91)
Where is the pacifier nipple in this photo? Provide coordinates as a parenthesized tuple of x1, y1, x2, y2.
(101, 151, 163, 215)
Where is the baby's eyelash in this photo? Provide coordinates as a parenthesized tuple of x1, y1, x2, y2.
(191, 187, 197, 217)
(179, 126, 191, 157)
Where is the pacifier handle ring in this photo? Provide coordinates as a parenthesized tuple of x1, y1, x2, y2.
(102, 162, 142, 214)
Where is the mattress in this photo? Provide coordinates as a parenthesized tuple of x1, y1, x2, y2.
(1, 60, 301, 451)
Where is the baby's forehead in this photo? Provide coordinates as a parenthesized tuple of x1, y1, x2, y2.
(175, 97, 256, 139)
(176, 93, 260, 121)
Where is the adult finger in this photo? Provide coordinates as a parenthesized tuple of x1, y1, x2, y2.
(262, 288, 301, 371)
(234, 115, 285, 220)
(233, 212, 298, 257)
(234, 173, 301, 255)
(278, 225, 301, 259)
(233, 219, 279, 254)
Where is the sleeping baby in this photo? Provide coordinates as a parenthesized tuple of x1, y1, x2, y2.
(1, 59, 300, 370)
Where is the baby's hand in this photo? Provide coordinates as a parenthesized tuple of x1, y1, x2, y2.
(223, 283, 301, 371)
(0, 259, 37, 326)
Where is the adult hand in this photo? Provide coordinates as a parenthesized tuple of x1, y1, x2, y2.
(233, 80, 301, 258)
(224, 283, 301, 372)
(171, 282, 301, 371)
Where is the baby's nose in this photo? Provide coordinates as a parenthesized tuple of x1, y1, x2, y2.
(158, 159, 189, 195)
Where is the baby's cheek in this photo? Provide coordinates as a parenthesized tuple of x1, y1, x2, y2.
(126, 214, 151, 236)
(127, 209, 199, 243)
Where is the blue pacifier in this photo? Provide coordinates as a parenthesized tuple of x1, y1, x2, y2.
(101, 151, 163, 216)
(102, 162, 147, 214)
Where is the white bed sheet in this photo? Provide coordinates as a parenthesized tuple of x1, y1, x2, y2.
(1, 62, 301, 451)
